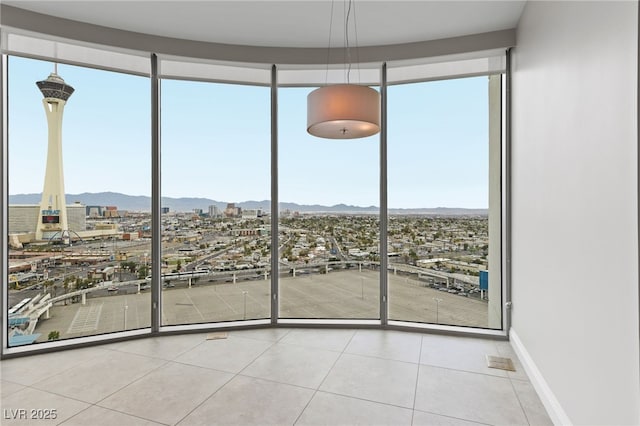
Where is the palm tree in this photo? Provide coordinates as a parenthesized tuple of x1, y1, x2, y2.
(62, 282, 69, 304)
(43, 280, 53, 295)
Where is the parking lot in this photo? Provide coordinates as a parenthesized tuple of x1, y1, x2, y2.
(33, 270, 490, 342)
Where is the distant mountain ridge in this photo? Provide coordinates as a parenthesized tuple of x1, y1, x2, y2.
(9, 192, 487, 215)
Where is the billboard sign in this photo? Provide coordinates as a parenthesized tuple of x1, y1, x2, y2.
(41, 209, 60, 224)
(479, 270, 488, 290)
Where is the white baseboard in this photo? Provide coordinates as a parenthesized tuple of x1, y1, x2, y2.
(509, 328, 573, 426)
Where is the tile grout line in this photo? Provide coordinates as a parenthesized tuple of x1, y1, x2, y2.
(291, 329, 358, 425)
(93, 358, 172, 405)
(171, 372, 236, 426)
(411, 334, 424, 426)
(341, 347, 427, 366)
(413, 339, 518, 426)
(56, 403, 172, 426)
(105, 340, 207, 362)
(418, 361, 510, 380)
(233, 372, 319, 392)
(168, 332, 279, 376)
(314, 388, 420, 412)
(0, 377, 29, 388)
(54, 404, 95, 426)
(2, 384, 91, 407)
(2, 384, 171, 426)
(412, 407, 494, 426)
(78, 341, 226, 424)
(172, 331, 285, 425)
(234, 336, 281, 376)
(508, 375, 534, 426)
(22, 350, 170, 404)
(2, 347, 115, 388)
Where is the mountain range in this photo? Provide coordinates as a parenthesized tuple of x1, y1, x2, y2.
(9, 192, 488, 215)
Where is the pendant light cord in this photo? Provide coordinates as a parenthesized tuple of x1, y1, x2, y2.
(345, 0, 352, 84)
(324, 0, 358, 86)
(352, 0, 361, 84)
(324, 0, 336, 86)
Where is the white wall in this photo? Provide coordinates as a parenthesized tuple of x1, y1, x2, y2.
(511, 1, 639, 425)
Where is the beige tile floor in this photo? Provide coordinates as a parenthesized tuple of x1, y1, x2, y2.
(0, 328, 552, 426)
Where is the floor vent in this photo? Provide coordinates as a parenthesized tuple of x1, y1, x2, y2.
(486, 355, 516, 371)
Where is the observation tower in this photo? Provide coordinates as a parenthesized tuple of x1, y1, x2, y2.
(34, 71, 74, 242)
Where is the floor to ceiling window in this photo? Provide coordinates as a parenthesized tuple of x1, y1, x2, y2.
(2, 28, 507, 356)
(386, 74, 503, 329)
(6, 55, 151, 346)
(160, 78, 271, 325)
(278, 86, 380, 320)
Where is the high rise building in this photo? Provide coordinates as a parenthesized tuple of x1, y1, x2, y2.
(34, 72, 74, 242)
(208, 205, 220, 218)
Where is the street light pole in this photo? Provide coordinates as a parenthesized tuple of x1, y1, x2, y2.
(124, 304, 128, 329)
(243, 290, 248, 320)
(432, 297, 442, 323)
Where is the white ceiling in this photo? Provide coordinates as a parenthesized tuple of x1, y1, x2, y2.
(4, 1, 527, 48)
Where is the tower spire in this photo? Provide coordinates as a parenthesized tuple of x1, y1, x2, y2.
(34, 72, 74, 242)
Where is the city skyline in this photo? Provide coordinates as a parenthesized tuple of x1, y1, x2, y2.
(9, 191, 490, 214)
(8, 56, 490, 209)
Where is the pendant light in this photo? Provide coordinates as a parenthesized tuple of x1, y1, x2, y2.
(307, 0, 381, 139)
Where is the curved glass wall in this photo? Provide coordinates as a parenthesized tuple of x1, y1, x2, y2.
(160, 79, 271, 325)
(1, 30, 506, 355)
(6, 56, 151, 346)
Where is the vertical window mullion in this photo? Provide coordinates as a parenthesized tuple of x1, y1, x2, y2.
(503, 49, 512, 332)
(151, 53, 161, 333)
(380, 62, 389, 325)
(1, 52, 8, 354)
(271, 64, 279, 324)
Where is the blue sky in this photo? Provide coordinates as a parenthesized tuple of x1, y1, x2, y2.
(8, 56, 489, 209)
